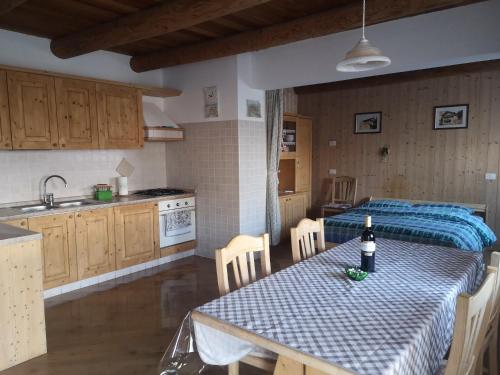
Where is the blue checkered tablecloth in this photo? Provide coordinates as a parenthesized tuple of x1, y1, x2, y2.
(195, 238, 485, 375)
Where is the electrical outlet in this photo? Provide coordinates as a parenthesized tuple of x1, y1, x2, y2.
(329, 140, 336, 146)
(485, 173, 497, 181)
(329, 169, 337, 175)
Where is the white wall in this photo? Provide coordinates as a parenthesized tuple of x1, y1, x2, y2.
(0, 29, 163, 86)
(247, 0, 500, 89)
(163, 56, 238, 123)
(237, 54, 265, 122)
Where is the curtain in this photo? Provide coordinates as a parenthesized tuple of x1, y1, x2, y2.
(265, 89, 283, 246)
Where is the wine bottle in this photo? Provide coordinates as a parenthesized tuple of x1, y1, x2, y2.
(361, 215, 376, 272)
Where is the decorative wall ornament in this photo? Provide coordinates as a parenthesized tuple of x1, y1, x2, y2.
(433, 104, 468, 130)
(246, 99, 262, 118)
(203, 86, 219, 118)
(354, 112, 382, 134)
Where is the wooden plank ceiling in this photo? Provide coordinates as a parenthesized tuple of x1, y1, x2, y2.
(0, 0, 483, 72)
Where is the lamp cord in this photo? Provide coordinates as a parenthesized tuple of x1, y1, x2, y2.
(362, 0, 366, 40)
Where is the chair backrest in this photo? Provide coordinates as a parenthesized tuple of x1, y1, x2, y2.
(488, 252, 500, 322)
(215, 234, 271, 297)
(290, 218, 325, 264)
(332, 176, 357, 205)
(445, 269, 496, 375)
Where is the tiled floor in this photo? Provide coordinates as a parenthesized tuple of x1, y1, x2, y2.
(0, 243, 293, 375)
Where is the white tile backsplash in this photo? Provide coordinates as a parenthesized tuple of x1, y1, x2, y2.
(0, 142, 167, 204)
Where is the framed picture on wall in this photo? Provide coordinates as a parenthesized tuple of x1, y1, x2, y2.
(433, 104, 468, 130)
(354, 112, 382, 134)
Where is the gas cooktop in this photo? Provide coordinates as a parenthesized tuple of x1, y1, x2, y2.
(134, 188, 187, 197)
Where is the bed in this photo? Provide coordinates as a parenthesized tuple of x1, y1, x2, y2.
(323, 198, 496, 252)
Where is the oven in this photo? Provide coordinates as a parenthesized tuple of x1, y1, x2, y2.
(158, 197, 196, 248)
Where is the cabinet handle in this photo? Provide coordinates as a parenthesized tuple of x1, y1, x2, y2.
(77, 214, 81, 218)
(52, 143, 58, 147)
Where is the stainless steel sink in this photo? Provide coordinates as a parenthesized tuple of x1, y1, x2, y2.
(19, 205, 53, 212)
(56, 200, 97, 208)
(13, 199, 100, 213)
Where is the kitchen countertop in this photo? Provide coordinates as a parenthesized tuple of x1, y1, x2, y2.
(0, 192, 195, 223)
(0, 223, 41, 246)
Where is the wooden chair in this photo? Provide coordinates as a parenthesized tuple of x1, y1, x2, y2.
(476, 252, 500, 375)
(291, 218, 326, 264)
(215, 234, 275, 374)
(321, 176, 357, 217)
(440, 268, 496, 375)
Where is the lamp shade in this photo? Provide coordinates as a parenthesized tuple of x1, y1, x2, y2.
(336, 38, 391, 72)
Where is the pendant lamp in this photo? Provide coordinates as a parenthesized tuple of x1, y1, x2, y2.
(336, 0, 391, 72)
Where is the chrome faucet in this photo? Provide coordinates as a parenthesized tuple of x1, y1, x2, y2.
(42, 175, 68, 207)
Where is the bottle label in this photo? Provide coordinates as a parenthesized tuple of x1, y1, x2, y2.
(361, 241, 376, 253)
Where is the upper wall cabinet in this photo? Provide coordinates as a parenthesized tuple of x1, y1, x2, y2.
(0, 64, 180, 151)
(96, 84, 144, 149)
(55, 78, 99, 149)
(7, 71, 59, 149)
(0, 72, 12, 149)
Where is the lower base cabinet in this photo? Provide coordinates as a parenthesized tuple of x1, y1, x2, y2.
(114, 203, 159, 269)
(75, 208, 116, 279)
(28, 213, 77, 289)
(5, 201, 175, 290)
(279, 193, 307, 240)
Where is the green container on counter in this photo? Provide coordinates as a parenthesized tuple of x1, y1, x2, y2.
(95, 190, 113, 201)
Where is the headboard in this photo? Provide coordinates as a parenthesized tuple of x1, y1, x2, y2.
(364, 197, 487, 221)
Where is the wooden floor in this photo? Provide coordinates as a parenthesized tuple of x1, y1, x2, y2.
(1, 241, 498, 375)
(0, 243, 294, 375)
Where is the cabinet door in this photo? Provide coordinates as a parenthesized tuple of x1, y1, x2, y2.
(114, 203, 159, 269)
(7, 71, 58, 149)
(55, 78, 98, 149)
(28, 213, 77, 289)
(75, 208, 115, 280)
(279, 196, 288, 240)
(96, 83, 144, 149)
(0, 72, 12, 149)
(289, 194, 307, 229)
(295, 117, 312, 192)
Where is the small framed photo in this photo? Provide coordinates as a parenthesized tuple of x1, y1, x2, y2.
(433, 104, 468, 130)
(246, 99, 261, 118)
(354, 112, 382, 134)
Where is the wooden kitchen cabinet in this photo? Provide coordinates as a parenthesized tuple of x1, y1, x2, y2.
(0, 71, 12, 149)
(7, 71, 59, 149)
(295, 117, 312, 192)
(75, 208, 115, 279)
(55, 78, 99, 149)
(279, 193, 307, 240)
(28, 213, 77, 289)
(96, 83, 144, 149)
(114, 203, 159, 269)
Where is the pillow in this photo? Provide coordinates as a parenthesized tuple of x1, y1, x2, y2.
(412, 203, 474, 214)
(362, 199, 412, 208)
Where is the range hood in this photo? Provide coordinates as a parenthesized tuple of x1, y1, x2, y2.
(142, 101, 184, 142)
(143, 101, 178, 128)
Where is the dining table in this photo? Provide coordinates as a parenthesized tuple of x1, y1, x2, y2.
(191, 238, 485, 375)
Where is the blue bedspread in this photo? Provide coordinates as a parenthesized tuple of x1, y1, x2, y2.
(324, 202, 496, 252)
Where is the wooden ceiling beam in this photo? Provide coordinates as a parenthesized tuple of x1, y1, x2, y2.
(50, 0, 272, 59)
(0, 0, 28, 16)
(130, 0, 484, 72)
